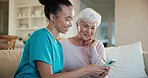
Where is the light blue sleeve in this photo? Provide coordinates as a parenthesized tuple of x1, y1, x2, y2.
(29, 31, 53, 66)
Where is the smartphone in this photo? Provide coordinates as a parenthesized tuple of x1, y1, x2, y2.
(104, 59, 116, 66)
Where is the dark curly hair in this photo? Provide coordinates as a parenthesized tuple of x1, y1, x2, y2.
(39, 0, 73, 20)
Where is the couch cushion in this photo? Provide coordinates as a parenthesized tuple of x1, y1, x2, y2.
(143, 52, 148, 75)
(105, 42, 147, 78)
(0, 50, 22, 78)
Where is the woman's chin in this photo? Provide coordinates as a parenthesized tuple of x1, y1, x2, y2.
(83, 38, 91, 41)
(60, 31, 67, 34)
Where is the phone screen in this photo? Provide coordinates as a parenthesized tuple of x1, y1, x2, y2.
(108, 61, 114, 64)
(104, 59, 116, 66)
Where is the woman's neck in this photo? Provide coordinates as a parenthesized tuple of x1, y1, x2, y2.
(46, 23, 59, 39)
(69, 35, 86, 46)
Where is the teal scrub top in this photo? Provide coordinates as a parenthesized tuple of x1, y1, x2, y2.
(14, 28, 64, 78)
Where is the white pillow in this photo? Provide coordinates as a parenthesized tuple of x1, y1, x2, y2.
(105, 42, 147, 78)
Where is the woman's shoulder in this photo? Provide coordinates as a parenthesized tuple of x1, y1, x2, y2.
(59, 38, 73, 46)
(32, 28, 49, 35)
(30, 28, 54, 41)
(94, 39, 102, 43)
(94, 39, 104, 47)
(59, 38, 68, 43)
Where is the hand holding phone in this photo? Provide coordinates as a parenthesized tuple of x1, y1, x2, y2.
(104, 59, 116, 67)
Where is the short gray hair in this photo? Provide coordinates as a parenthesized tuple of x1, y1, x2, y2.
(76, 8, 101, 27)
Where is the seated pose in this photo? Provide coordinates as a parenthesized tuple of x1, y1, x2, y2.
(60, 8, 110, 78)
(14, 0, 108, 78)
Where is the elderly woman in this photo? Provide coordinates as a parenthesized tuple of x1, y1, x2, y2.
(60, 8, 110, 78)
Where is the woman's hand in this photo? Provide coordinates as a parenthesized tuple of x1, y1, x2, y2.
(84, 38, 94, 46)
(99, 67, 110, 78)
(82, 64, 108, 75)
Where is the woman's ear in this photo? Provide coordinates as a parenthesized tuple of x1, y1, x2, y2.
(76, 22, 79, 30)
(76, 22, 78, 27)
(49, 14, 56, 23)
(76, 22, 80, 32)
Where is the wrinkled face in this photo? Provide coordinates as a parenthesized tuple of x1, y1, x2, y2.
(77, 20, 97, 41)
(54, 5, 74, 34)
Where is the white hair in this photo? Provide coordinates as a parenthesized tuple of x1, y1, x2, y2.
(76, 8, 102, 28)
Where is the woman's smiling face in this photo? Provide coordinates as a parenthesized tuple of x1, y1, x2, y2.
(77, 20, 97, 41)
(54, 5, 74, 34)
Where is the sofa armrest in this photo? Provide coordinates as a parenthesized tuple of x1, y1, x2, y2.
(143, 52, 148, 75)
(0, 50, 22, 78)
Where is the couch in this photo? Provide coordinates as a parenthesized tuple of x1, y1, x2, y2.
(0, 42, 147, 78)
(105, 42, 148, 78)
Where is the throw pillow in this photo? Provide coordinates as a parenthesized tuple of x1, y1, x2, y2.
(105, 42, 147, 78)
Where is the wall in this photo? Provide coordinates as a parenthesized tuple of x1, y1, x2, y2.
(115, 0, 148, 51)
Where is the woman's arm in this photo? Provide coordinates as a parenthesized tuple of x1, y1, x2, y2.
(96, 41, 107, 65)
(87, 39, 110, 78)
(36, 61, 107, 78)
